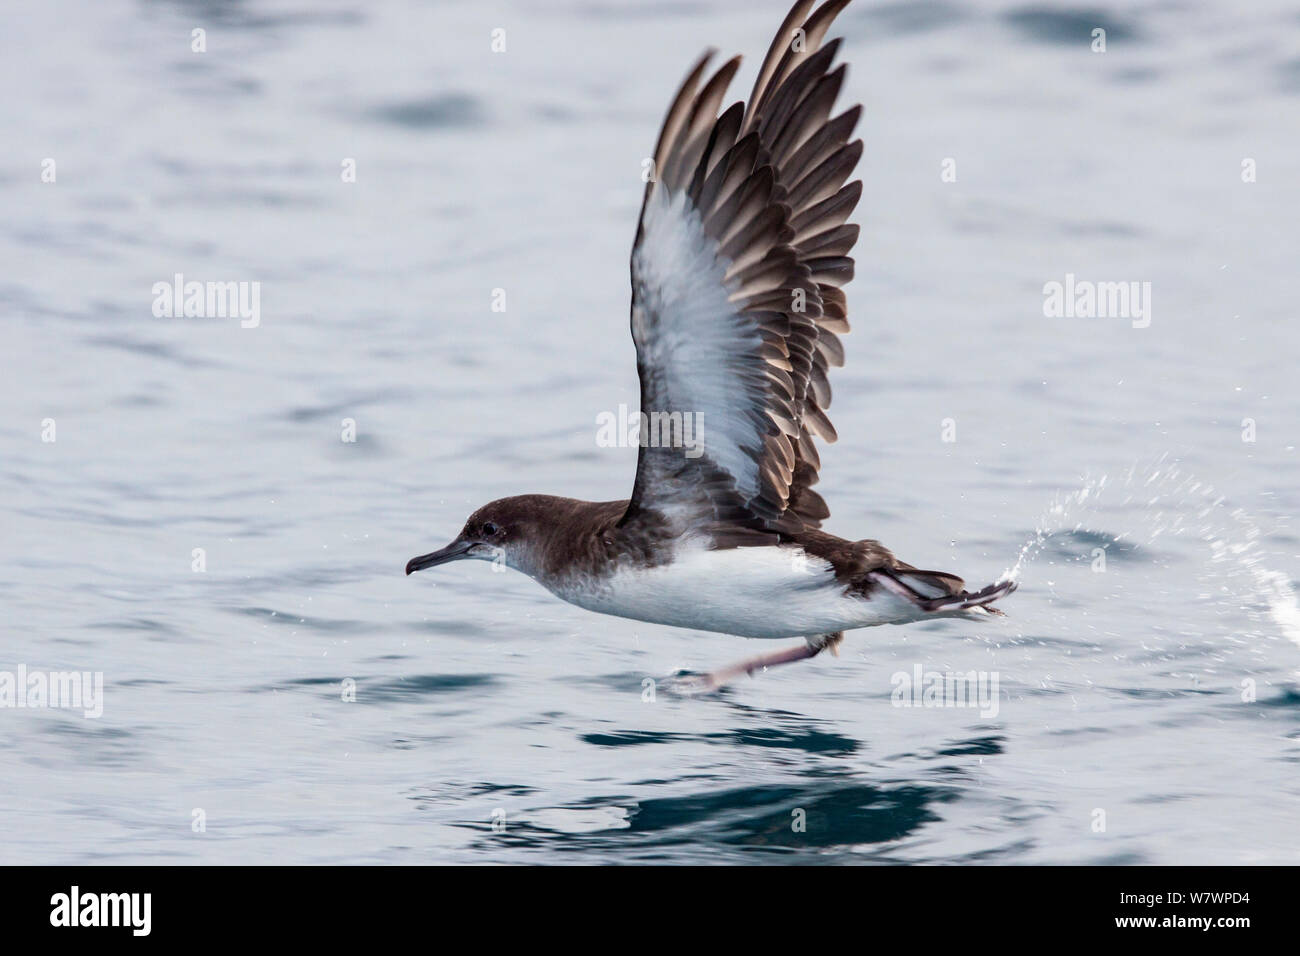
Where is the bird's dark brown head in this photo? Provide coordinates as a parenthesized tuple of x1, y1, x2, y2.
(405, 495, 554, 576)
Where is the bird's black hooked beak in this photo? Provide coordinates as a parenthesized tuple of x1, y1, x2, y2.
(405, 539, 473, 575)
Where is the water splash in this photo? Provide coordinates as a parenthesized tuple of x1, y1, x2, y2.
(1004, 455, 1300, 652)
(1005, 473, 1111, 584)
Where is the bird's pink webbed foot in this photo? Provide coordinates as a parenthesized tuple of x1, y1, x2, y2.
(667, 633, 841, 695)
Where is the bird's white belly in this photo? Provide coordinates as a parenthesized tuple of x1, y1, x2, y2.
(551, 544, 920, 639)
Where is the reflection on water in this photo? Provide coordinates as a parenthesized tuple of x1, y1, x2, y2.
(443, 701, 995, 861)
(1, 0, 1298, 863)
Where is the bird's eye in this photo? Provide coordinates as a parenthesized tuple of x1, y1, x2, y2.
(482, 522, 499, 536)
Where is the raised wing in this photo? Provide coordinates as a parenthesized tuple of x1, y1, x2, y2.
(622, 0, 860, 539)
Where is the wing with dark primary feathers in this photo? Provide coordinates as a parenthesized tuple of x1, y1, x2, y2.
(621, 0, 861, 543)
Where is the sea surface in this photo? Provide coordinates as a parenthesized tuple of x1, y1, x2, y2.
(2, 0, 1298, 863)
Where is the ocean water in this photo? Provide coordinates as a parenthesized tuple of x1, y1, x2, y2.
(2, 0, 1298, 864)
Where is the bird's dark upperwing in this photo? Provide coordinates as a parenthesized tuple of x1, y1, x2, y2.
(620, 0, 861, 543)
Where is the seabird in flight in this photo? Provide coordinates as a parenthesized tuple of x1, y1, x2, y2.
(407, 0, 1016, 689)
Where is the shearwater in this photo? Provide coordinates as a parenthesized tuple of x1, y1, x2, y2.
(406, 0, 1016, 689)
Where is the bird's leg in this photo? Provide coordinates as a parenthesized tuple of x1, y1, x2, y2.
(675, 632, 843, 694)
